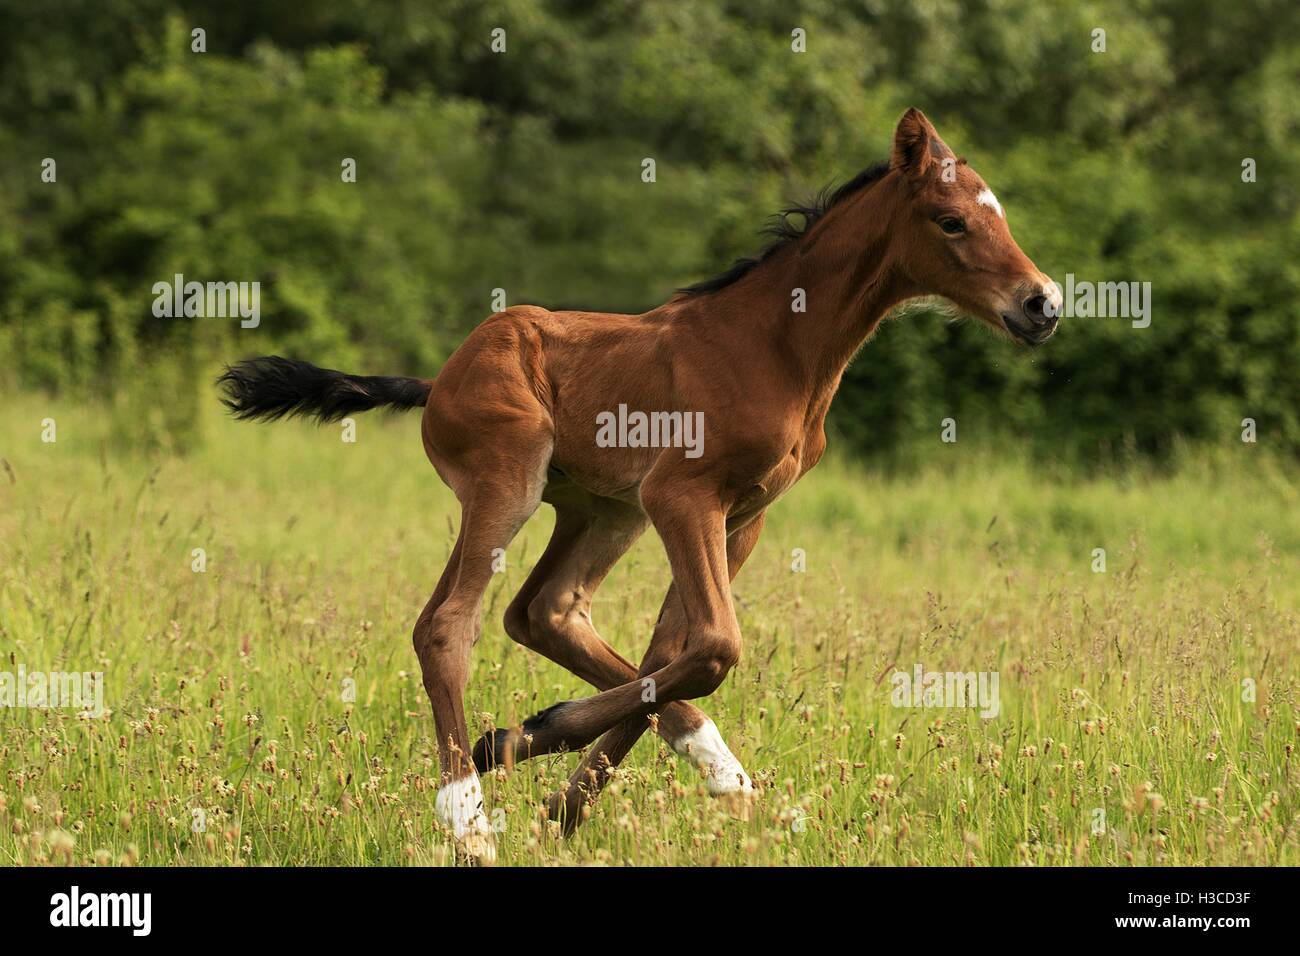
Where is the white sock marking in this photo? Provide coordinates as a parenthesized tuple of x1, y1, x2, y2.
(977, 188, 1003, 218)
(435, 774, 493, 840)
(672, 719, 752, 795)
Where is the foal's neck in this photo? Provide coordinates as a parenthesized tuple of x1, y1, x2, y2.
(684, 173, 911, 399)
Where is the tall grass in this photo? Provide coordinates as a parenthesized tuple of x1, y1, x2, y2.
(0, 393, 1295, 865)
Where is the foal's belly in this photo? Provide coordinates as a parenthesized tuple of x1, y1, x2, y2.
(546, 440, 806, 520)
(546, 438, 662, 505)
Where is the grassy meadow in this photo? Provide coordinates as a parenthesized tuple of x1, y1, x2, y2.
(1, 391, 1297, 866)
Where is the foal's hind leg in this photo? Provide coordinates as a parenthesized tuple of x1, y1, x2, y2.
(413, 455, 547, 863)
(475, 495, 750, 796)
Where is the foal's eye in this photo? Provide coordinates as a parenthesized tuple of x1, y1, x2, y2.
(937, 216, 966, 235)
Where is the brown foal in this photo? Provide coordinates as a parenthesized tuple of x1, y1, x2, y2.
(220, 108, 1060, 863)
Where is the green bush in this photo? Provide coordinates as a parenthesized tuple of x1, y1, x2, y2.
(1, 1, 1296, 460)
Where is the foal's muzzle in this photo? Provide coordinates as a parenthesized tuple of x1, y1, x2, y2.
(1001, 282, 1061, 346)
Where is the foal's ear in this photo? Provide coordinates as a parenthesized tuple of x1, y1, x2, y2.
(891, 107, 954, 179)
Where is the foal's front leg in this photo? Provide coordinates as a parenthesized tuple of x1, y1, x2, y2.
(499, 482, 741, 760)
(548, 509, 765, 831)
(478, 498, 751, 799)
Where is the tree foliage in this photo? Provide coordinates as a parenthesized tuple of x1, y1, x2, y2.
(2, 0, 1297, 459)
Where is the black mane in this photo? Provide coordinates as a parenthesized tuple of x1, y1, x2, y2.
(677, 160, 891, 297)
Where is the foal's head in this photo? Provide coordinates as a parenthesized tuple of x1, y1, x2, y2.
(885, 108, 1060, 346)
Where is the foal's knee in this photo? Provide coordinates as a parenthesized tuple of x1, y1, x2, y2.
(503, 596, 532, 649)
(677, 630, 741, 699)
(413, 600, 476, 665)
(501, 592, 558, 652)
(507, 588, 585, 653)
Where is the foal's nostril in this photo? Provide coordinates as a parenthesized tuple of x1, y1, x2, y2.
(1023, 294, 1049, 323)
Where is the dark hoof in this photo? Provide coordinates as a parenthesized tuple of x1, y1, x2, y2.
(472, 702, 571, 773)
(472, 728, 515, 773)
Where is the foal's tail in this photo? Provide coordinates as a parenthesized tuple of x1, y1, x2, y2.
(217, 355, 432, 424)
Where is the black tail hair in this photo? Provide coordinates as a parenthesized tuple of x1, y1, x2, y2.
(217, 356, 431, 424)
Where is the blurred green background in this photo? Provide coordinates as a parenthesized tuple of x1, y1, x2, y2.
(2, 0, 1298, 461)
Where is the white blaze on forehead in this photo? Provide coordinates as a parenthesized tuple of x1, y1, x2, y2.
(672, 718, 753, 795)
(977, 188, 1004, 218)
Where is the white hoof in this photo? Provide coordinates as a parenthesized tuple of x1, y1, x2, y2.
(436, 774, 496, 864)
(671, 718, 753, 797)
